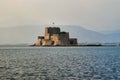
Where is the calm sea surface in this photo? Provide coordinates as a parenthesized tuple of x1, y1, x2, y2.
(0, 47, 120, 80)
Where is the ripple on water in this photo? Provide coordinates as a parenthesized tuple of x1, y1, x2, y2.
(0, 47, 120, 80)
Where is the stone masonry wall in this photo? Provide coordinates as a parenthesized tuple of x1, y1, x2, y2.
(34, 27, 78, 46)
(44, 27, 60, 40)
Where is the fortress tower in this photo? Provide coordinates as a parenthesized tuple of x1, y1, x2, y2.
(34, 27, 78, 46)
(44, 27, 60, 40)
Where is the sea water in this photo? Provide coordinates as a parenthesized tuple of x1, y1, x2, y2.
(0, 47, 120, 80)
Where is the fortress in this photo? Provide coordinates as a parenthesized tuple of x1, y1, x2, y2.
(34, 27, 78, 46)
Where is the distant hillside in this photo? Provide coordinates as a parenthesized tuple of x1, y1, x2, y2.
(0, 25, 44, 44)
(106, 30, 120, 43)
(0, 25, 119, 44)
(59, 25, 109, 43)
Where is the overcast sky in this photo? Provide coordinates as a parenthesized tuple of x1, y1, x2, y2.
(0, 0, 120, 31)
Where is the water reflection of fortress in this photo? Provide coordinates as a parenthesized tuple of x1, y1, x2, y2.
(34, 27, 78, 46)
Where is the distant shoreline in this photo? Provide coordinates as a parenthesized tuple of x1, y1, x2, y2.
(0, 44, 119, 47)
(30, 44, 120, 47)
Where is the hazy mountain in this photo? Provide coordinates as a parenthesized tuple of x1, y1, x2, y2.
(0, 25, 44, 44)
(106, 30, 120, 43)
(59, 25, 108, 43)
(0, 25, 119, 44)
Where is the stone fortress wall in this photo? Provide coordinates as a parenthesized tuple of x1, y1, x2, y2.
(34, 27, 78, 46)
